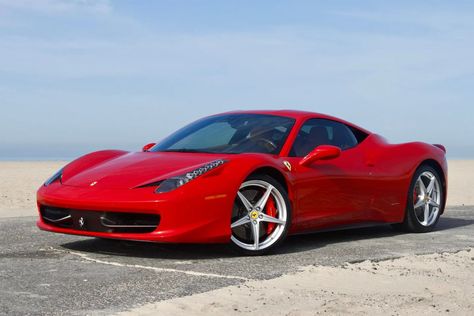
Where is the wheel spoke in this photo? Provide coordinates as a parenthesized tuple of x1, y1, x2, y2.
(426, 177, 436, 195)
(231, 216, 251, 228)
(423, 204, 430, 225)
(256, 185, 274, 210)
(429, 200, 440, 208)
(260, 213, 285, 225)
(418, 178, 427, 195)
(237, 191, 254, 211)
(414, 196, 425, 209)
(251, 221, 260, 250)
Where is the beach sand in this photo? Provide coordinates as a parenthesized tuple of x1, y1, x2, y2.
(119, 250, 474, 316)
(0, 161, 66, 217)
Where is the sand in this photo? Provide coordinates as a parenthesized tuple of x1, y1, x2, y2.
(118, 249, 474, 316)
(447, 160, 474, 206)
(0, 161, 66, 217)
(0, 160, 472, 218)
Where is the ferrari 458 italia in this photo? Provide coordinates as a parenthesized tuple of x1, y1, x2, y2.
(37, 111, 447, 254)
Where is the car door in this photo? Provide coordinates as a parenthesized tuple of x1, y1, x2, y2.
(284, 118, 374, 232)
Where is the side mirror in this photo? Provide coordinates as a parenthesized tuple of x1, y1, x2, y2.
(142, 143, 156, 152)
(299, 145, 341, 167)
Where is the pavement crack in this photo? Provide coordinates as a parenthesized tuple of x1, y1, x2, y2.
(52, 247, 250, 281)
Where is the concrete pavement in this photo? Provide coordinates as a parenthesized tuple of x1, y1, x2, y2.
(0, 207, 473, 315)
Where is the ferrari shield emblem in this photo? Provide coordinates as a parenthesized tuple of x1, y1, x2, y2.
(283, 161, 292, 172)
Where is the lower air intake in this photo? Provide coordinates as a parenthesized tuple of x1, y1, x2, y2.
(40, 206, 160, 233)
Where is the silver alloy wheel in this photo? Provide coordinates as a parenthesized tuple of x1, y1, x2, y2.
(231, 180, 287, 251)
(413, 171, 441, 226)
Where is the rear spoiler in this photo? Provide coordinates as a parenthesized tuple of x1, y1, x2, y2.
(433, 144, 446, 153)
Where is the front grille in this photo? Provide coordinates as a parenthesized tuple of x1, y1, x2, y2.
(40, 206, 160, 233)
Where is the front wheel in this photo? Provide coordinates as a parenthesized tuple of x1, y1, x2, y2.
(230, 174, 291, 255)
(398, 165, 444, 233)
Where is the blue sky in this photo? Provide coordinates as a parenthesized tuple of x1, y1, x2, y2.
(0, 0, 473, 159)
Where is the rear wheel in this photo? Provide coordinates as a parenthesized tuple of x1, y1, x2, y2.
(397, 165, 444, 233)
(230, 174, 291, 255)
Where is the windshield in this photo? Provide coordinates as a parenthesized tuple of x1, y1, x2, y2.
(152, 114, 295, 154)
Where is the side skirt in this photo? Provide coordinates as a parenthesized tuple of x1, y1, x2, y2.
(288, 221, 395, 236)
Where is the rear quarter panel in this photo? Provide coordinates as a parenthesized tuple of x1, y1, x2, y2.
(365, 135, 447, 222)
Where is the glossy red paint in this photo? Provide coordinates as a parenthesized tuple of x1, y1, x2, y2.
(37, 110, 448, 243)
(299, 145, 342, 166)
(142, 143, 156, 152)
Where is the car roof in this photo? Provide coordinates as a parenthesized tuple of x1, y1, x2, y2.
(222, 109, 320, 119)
(219, 110, 372, 134)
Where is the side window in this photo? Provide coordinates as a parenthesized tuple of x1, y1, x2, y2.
(290, 119, 358, 157)
(349, 126, 369, 144)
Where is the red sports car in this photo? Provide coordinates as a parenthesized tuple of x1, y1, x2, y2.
(37, 110, 447, 254)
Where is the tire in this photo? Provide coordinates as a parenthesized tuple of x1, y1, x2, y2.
(396, 165, 444, 233)
(230, 174, 292, 255)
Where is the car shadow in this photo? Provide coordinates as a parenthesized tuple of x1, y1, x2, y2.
(277, 216, 474, 255)
(433, 216, 474, 232)
(60, 216, 474, 260)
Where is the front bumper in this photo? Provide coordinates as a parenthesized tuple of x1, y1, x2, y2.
(37, 181, 234, 243)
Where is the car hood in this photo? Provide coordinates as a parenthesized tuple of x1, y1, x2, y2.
(62, 152, 230, 189)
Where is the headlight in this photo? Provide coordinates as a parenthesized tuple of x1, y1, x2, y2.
(155, 159, 227, 193)
(44, 168, 63, 187)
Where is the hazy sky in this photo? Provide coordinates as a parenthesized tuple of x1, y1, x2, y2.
(0, 0, 473, 159)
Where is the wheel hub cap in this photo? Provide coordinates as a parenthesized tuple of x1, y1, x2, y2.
(250, 210, 259, 220)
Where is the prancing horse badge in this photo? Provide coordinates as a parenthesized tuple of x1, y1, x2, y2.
(283, 161, 292, 172)
(79, 217, 85, 228)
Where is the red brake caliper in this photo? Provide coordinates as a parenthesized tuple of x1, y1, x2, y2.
(266, 197, 277, 235)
